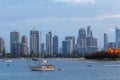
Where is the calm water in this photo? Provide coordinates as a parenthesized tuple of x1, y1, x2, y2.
(0, 59, 120, 80)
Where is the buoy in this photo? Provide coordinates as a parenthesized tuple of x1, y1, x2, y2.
(58, 68, 64, 71)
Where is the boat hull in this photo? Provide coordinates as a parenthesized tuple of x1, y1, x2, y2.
(30, 65, 55, 71)
(31, 67, 54, 71)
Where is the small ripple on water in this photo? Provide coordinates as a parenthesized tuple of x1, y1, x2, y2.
(1, 78, 7, 80)
(105, 65, 120, 67)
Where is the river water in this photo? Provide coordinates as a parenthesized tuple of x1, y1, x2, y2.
(0, 59, 120, 80)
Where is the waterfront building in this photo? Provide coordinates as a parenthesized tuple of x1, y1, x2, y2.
(104, 33, 108, 51)
(87, 37, 98, 53)
(77, 28, 87, 48)
(87, 26, 93, 47)
(0, 37, 5, 56)
(87, 26, 91, 36)
(41, 43, 44, 58)
(12, 42, 23, 56)
(87, 26, 93, 37)
(108, 42, 116, 49)
(10, 31, 20, 54)
(21, 35, 29, 55)
(53, 35, 58, 54)
(46, 31, 53, 56)
(115, 27, 120, 48)
(77, 28, 87, 53)
(118, 42, 120, 48)
(92, 38, 98, 47)
(77, 26, 98, 54)
(87, 36, 93, 47)
(87, 46, 98, 53)
(62, 40, 72, 54)
(65, 36, 75, 53)
(30, 29, 39, 54)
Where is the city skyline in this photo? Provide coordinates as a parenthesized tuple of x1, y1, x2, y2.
(0, 0, 120, 52)
(0, 26, 119, 53)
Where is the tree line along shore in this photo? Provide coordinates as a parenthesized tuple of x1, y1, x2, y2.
(0, 51, 120, 61)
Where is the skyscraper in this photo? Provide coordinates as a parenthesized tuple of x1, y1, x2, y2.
(87, 26, 91, 36)
(10, 31, 20, 54)
(12, 42, 23, 56)
(0, 37, 5, 56)
(53, 35, 58, 54)
(62, 40, 72, 54)
(104, 33, 108, 51)
(41, 43, 44, 58)
(87, 26, 93, 47)
(65, 36, 75, 53)
(46, 31, 52, 56)
(86, 26, 98, 53)
(108, 42, 116, 49)
(77, 28, 87, 48)
(92, 38, 98, 47)
(87, 36, 93, 47)
(21, 35, 29, 55)
(115, 27, 120, 48)
(77, 27, 98, 54)
(77, 28, 87, 53)
(30, 29, 39, 54)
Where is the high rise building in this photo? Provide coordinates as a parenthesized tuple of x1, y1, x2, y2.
(41, 43, 44, 58)
(90, 31, 93, 37)
(115, 27, 120, 48)
(77, 28, 87, 48)
(0, 37, 5, 56)
(46, 31, 52, 56)
(86, 26, 93, 47)
(53, 35, 58, 54)
(10, 31, 20, 54)
(87, 36, 93, 47)
(12, 42, 23, 56)
(104, 33, 108, 51)
(86, 26, 98, 53)
(88, 37, 98, 53)
(92, 38, 98, 47)
(30, 29, 39, 54)
(65, 36, 75, 53)
(108, 42, 116, 49)
(77, 28, 87, 53)
(87, 26, 91, 36)
(21, 35, 29, 55)
(62, 40, 72, 54)
(77, 26, 98, 54)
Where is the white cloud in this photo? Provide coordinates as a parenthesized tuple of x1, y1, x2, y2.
(54, 0, 95, 4)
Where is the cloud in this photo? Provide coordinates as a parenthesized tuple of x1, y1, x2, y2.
(54, 0, 95, 4)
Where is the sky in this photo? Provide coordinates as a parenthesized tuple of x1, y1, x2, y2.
(0, 0, 120, 52)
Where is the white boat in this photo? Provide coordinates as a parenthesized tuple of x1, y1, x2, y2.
(40, 59, 47, 64)
(4, 59, 12, 62)
(30, 64, 55, 71)
(32, 58, 40, 61)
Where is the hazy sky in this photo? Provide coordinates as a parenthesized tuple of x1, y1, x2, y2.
(0, 0, 120, 52)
